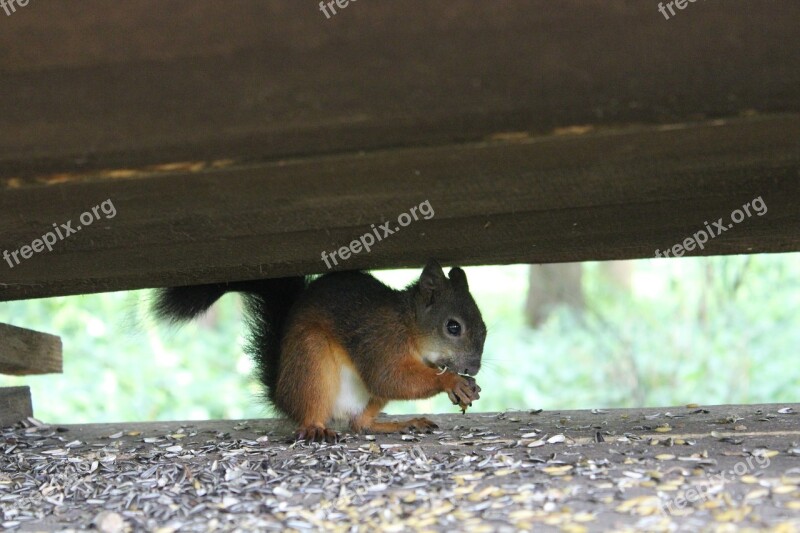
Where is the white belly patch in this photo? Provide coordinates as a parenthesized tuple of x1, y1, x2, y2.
(332, 366, 371, 421)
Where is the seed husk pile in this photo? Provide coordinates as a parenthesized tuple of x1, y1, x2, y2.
(1, 405, 799, 531)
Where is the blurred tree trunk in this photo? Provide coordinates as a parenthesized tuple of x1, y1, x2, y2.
(601, 260, 634, 292)
(525, 263, 584, 327)
(525, 261, 634, 327)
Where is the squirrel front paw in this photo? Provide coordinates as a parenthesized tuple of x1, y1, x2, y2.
(443, 373, 481, 409)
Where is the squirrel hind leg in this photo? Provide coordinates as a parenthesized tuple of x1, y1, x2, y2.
(276, 317, 341, 441)
(350, 398, 439, 434)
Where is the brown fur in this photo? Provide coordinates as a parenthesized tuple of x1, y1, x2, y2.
(351, 397, 438, 433)
(273, 309, 339, 430)
(276, 307, 478, 440)
(153, 261, 486, 443)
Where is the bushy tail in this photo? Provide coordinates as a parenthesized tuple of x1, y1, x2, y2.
(153, 277, 307, 402)
(239, 278, 306, 403)
(153, 283, 231, 323)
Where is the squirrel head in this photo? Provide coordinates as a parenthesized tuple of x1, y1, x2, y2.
(412, 259, 487, 376)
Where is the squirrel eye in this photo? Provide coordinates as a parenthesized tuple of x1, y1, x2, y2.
(446, 319, 462, 336)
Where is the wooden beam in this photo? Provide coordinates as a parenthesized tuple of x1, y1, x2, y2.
(0, 1, 798, 176)
(0, 386, 33, 427)
(0, 115, 798, 301)
(0, 324, 63, 375)
(1, 2, 798, 300)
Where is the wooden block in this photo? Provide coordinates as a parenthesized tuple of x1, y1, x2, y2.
(0, 115, 798, 301)
(0, 2, 798, 300)
(0, 1, 798, 176)
(0, 323, 62, 375)
(0, 386, 33, 427)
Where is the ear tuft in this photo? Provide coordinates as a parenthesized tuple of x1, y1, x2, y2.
(419, 259, 446, 305)
(420, 259, 446, 288)
(448, 267, 468, 290)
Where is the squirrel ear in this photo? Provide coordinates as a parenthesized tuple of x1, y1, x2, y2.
(419, 259, 446, 305)
(448, 267, 468, 290)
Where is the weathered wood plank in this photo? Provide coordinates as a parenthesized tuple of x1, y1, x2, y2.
(1, 115, 798, 301)
(0, 386, 33, 427)
(0, 323, 63, 375)
(0, 1, 797, 300)
(0, 1, 798, 176)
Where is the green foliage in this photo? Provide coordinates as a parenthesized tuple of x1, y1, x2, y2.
(1, 254, 798, 424)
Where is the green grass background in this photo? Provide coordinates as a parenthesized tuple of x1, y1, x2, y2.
(1, 254, 798, 424)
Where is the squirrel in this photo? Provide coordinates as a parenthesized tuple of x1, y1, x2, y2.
(153, 260, 486, 442)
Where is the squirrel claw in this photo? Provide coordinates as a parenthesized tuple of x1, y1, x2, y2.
(447, 374, 481, 408)
(295, 426, 338, 443)
(403, 417, 439, 433)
